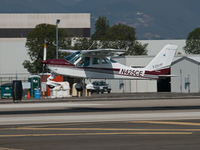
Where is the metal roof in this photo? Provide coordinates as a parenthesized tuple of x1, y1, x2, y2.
(172, 56, 200, 65)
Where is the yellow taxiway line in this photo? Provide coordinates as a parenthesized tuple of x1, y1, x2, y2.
(130, 121, 200, 126)
(2, 120, 200, 137)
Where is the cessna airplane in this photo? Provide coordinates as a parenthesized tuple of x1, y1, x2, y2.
(42, 44, 178, 83)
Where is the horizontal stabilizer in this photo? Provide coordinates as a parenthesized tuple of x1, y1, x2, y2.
(158, 74, 179, 78)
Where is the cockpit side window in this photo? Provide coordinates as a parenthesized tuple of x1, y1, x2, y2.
(102, 58, 109, 64)
(77, 57, 90, 67)
(64, 51, 81, 64)
(71, 55, 81, 64)
(84, 57, 90, 66)
(92, 58, 100, 65)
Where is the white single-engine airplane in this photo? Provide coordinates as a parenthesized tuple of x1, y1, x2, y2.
(42, 44, 178, 83)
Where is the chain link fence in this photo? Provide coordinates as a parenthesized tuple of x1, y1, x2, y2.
(0, 73, 30, 86)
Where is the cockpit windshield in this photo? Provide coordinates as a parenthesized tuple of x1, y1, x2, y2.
(110, 58, 117, 63)
(64, 51, 81, 64)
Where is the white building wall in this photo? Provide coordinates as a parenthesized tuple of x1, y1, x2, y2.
(106, 79, 157, 93)
(140, 40, 186, 56)
(124, 56, 153, 67)
(131, 80, 156, 93)
(0, 38, 28, 74)
(109, 56, 157, 93)
(105, 79, 157, 93)
(171, 59, 200, 93)
(0, 13, 90, 28)
(188, 63, 199, 93)
(0, 13, 91, 75)
(199, 65, 200, 92)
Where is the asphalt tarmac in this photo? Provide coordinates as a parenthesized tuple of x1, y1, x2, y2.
(0, 93, 200, 150)
(1, 120, 200, 150)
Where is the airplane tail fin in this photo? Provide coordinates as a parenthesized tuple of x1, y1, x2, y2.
(145, 44, 178, 72)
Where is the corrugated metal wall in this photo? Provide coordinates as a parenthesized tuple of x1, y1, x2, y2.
(171, 58, 200, 93)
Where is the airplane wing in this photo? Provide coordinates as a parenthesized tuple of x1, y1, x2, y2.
(81, 49, 126, 56)
(60, 48, 126, 56)
(59, 49, 79, 53)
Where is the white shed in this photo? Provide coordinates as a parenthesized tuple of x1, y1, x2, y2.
(171, 56, 200, 93)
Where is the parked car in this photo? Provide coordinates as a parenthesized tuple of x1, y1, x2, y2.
(86, 81, 111, 94)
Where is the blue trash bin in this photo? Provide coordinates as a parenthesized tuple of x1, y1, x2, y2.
(34, 89, 40, 99)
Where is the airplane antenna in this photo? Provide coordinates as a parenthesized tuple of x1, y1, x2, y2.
(87, 42, 95, 50)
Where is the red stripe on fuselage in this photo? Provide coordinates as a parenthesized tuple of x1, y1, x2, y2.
(145, 68, 170, 75)
(42, 59, 75, 66)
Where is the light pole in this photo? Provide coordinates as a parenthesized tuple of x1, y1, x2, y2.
(56, 19, 60, 59)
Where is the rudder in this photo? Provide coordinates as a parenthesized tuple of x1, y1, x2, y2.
(145, 44, 178, 71)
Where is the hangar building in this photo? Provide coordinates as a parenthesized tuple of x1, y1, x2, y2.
(171, 56, 200, 93)
(0, 13, 91, 78)
(107, 56, 157, 93)
(0, 13, 90, 38)
(106, 55, 179, 93)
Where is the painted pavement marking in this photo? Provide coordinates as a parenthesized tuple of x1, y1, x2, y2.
(2, 120, 200, 137)
(130, 121, 200, 126)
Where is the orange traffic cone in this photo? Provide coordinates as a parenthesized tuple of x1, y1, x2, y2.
(27, 91, 31, 99)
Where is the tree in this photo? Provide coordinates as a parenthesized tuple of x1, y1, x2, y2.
(184, 28, 200, 54)
(72, 38, 98, 50)
(101, 23, 147, 55)
(74, 17, 147, 55)
(124, 41, 148, 55)
(105, 23, 136, 41)
(92, 16, 109, 40)
(23, 23, 70, 74)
